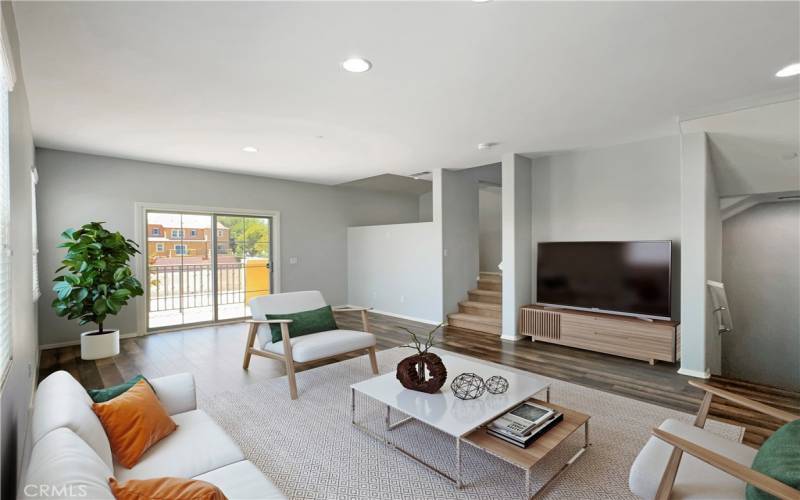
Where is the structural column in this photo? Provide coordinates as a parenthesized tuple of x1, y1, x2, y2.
(501, 154, 532, 341)
(679, 132, 720, 378)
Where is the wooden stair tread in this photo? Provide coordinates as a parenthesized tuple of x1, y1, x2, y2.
(468, 289, 501, 296)
(459, 301, 501, 310)
(448, 313, 501, 326)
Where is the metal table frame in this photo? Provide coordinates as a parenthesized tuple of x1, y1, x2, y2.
(351, 385, 589, 498)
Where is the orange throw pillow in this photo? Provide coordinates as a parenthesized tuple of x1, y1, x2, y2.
(92, 379, 177, 468)
(109, 477, 227, 500)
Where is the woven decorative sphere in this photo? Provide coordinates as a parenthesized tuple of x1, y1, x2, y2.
(451, 373, 486, 400)
(485, 375, 509, 394)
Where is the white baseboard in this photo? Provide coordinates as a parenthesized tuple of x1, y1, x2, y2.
(500, 335, 525, 342)
(39, 332, 141, 351)
(677, 367, 711, 379)
(341, 305, 441, 326)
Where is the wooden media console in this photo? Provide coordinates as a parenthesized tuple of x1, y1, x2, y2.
(519, 305, 680, 364)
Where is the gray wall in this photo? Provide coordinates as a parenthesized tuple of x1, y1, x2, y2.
(705, 150, 723, 375)
(36, 148, 420, 346)
(418, 191, 432, 222)
(722, 201, 800, 390)
(532, 135, 682, 319)
(1, 3, 39, 497)
(479, 186, 502, 272)
(347, 222, 440, 323)
(441, 169, 479, 316)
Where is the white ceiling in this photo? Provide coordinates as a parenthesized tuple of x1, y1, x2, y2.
(681, 99, 800, 197)
(13, 1, 800, 185)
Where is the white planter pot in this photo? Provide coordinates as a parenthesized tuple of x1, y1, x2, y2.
(80, 330, 120, 360)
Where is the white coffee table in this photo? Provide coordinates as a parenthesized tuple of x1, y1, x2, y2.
(350, 349, 551, 488)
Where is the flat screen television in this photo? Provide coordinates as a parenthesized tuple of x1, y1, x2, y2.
(536, 241, 672, 320)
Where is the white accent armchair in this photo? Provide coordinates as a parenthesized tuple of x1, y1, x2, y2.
(242, 291, 379, 399)
(630, 380, 800, 500)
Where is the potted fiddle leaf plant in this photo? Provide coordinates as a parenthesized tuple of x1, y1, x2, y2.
(396, 323, 448, 393)
(52, 222, 144, 360)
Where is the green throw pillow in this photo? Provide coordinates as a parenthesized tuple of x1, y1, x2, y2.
(267, 305, 338, 343)
(746, 419, 800, 500)
(87, 374, 150, 403)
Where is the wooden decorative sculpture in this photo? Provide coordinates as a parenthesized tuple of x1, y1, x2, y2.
(396, 323, 447, 394)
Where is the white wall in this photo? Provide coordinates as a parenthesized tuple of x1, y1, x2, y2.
(680, 132, 713, 377)
(441, 169, 479, 316)
(502, 154, 532, 341)
(479, 186, 502, 272)
(0, 3, 39, 496)
(35, 148, 420, 346)
(722, 202, 800, 390)
(347, 222, 441, 323)
(531, 135, 682, 317)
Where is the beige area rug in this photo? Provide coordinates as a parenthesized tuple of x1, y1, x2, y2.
(200, 348, 743, 500)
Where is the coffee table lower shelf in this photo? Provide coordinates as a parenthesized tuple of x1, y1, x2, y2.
(351, 389, 590, 500)
(462, 399, 591, 499)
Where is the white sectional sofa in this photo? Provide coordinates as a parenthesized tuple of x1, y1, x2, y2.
(20, 370, 285, 499)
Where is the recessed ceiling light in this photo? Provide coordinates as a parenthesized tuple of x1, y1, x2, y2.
(776, 63, 800, 78)
(477, 142, 498, 150)
(242, 146, 258, 153)
(472, 0, 493, 3)
(342, 58, 372, 73)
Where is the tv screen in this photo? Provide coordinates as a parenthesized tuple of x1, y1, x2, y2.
(536, 241, 672, 320)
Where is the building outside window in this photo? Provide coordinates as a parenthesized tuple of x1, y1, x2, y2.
(152, 227, 160, 236)
(174, 244, 188, 255)
(171, 229, 183, 238)
(190, 229, 197, 237)
(156, 243, 164, 252)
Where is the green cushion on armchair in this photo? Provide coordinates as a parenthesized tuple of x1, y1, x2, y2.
(266, 305, 338, 343)
(746, 419, 800, 500)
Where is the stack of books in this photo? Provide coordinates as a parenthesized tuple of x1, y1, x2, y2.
(487, 401, 564, 448)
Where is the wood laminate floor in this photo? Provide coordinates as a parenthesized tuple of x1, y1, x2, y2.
(39, 311, 799, 448)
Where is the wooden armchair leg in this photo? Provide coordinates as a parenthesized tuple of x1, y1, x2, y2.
(280, 322, 299, 400)
(243, 322, 258, 369)
(285, 356, 298, 400)
(368, 346, 379, 374)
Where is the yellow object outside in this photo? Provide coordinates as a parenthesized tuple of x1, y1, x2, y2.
(244, 258, 270, 304)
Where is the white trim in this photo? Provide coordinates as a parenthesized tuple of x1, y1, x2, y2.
(677, 367, 711, 379)
(39, 331, 140, 351)
(341, 305, 440, 326)
(133, 202, 281, 335)
(500, 334, 525, 342)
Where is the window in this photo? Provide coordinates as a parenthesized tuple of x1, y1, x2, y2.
(151, 227, 160, 236)
(174, 244, 188, 255)
(217, 229, 223, 237)
(155, 243, 165, 252)
(0, 20, 16, 383)
(171, 229, 183, 238)
(216, 244, 224, 252)
(190, 229, 197, 237)
(31, 167, 39, 301)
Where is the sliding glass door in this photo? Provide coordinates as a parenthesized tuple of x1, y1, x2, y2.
(216, 215, 272, 320)
(145, 210, 273, 331)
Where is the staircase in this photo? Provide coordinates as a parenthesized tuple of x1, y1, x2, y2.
(448, 272, 502, 336)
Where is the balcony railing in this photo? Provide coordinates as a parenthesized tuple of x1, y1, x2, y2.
(148, 261, 268, 313)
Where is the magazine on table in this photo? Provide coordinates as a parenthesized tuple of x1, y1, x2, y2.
(487, 402, 564, 448)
